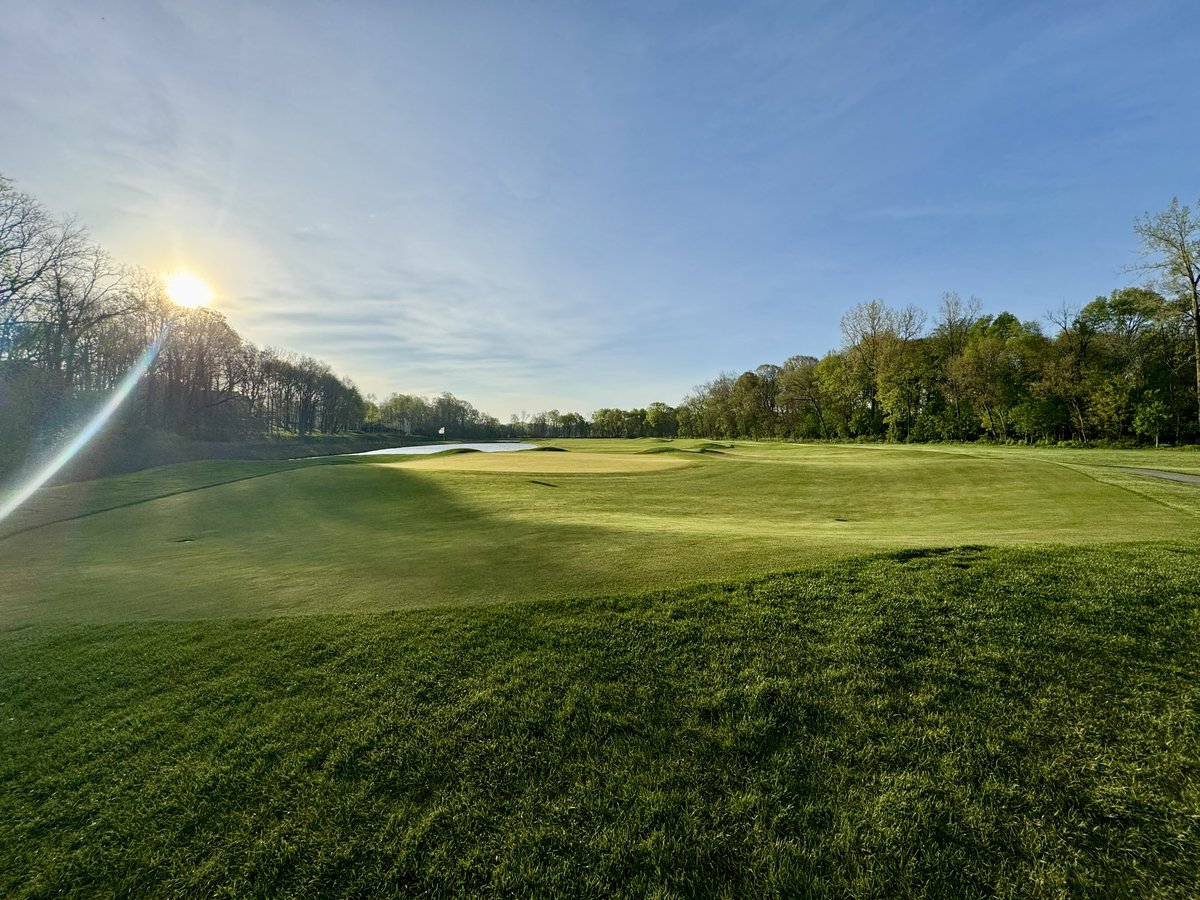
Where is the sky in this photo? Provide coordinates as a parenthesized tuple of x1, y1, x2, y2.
(3, 0, 1199, 419)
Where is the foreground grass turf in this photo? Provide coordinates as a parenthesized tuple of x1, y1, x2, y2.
(2, 543, 1198, 897)
(3, 441, 1200, 626)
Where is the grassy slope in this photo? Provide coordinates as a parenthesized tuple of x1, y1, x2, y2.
(3, 441, 1199, 626)
(3, 441, 1200, 896)
(2, 544, 1198, 897)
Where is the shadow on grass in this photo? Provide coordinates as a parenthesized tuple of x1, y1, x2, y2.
(885, 545, 987, 563)
(0, 459, 350, 542)
(2, 458, 715, 626)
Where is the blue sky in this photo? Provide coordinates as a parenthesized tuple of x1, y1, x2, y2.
(3, 0, 1198, 418)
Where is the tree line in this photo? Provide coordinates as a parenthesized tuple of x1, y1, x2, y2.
(518, 199, 1200, 447)
(372, 391, 506, 439)
(671, 288, 1191, 445)
(539, 283, 1195, 446)
(1, 175, 370, 470)
(4, 172, 1199, 469)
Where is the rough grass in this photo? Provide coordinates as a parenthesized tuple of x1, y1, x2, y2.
(2, 543, 1198, 897)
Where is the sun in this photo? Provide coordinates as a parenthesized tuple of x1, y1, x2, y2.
(164, 271, 213, 309)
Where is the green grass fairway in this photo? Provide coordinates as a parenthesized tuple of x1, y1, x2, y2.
(2, 441, 1199, 626)
(3, 441, 1200, 896)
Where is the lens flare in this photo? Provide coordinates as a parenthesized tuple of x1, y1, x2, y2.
(0, 328, 168, 525)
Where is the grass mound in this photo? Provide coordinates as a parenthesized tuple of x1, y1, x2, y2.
(2, 543, 1197, 896)
(639, 445, 726, 455)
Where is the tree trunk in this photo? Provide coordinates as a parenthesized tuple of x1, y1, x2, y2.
(1192, 285, 1200, 432)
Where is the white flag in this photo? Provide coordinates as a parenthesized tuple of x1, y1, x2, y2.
(438, 426, 446, 435)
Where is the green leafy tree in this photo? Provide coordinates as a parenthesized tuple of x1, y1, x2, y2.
(729, 371, 767, 439)
(1132, 199, 1200, 431)
(777, 355, 826, 438)
(926, 293, 984, 439)
(947, 313, 1036, 440)
(1133, 392, 1171, 446)
(590, 408, 625, 438)
(813, 352, 857, 438)
(644, 402, 677, 438)
(839, 300, 891, 435)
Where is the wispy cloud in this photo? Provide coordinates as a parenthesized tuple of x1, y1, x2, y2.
(4, 0, 1198, 416)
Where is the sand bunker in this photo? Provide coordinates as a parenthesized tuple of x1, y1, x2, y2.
(376, 450, 694, 474)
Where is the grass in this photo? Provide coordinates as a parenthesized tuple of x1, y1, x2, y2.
(3, 440, 1199, 626)
(2, 440, 1200, 895)
(389, 449, 694, 473)
(2, 543, 1198, 896)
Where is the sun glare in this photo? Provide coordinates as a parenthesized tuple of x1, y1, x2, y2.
(165, 271, 213, 309)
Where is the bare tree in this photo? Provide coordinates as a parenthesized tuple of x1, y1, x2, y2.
(1131, 198, 1200, 428)
(932, 292, 982, 358)
(35, 237, 130, 384)
(0, 177, 83, 345)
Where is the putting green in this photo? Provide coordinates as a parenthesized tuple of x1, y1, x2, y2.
(380, 450, 694, 474)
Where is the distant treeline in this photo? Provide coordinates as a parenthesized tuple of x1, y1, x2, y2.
(516, 288, 1196, 446)
(1, 175, 374, 472)
(515, 198, 1200, 447)
(4, 173, 1199, 475)
(668, 290, 1194, 445)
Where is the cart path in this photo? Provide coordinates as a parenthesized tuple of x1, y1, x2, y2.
(1116, 467, 1200, 485)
